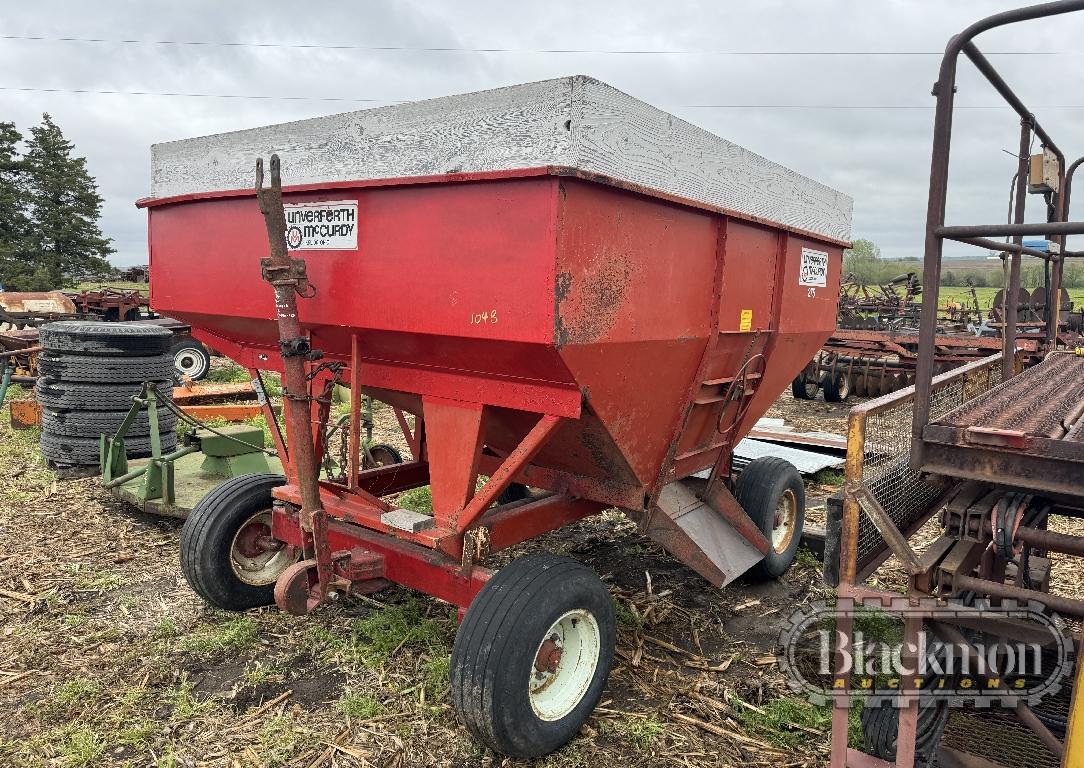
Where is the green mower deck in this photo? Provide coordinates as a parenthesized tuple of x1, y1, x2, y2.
(109, 437, 283, 518)
(102, 390, 284, 518)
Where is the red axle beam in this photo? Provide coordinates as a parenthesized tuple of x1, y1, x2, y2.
(271, 508, 491, 608)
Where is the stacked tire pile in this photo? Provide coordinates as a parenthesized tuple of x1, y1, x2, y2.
(36, 321, 178, 473)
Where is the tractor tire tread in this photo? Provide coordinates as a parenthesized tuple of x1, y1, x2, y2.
(38, 353, 175, 384)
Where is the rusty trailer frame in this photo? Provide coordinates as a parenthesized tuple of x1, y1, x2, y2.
(835, 4, 1084, 767)
(832, 352, 1084, 768)
(910, 0, 1084, 483)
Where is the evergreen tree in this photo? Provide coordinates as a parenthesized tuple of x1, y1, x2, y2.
(23, 113, 113, 288)
(0, 121, 30, 289)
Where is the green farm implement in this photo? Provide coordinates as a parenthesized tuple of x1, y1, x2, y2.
(101, 382, 282, 518)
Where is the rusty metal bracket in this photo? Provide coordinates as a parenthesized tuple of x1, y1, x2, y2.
(278, 337, 314, 359)
(259, 256, 310, 289)
(964, 426, 1033, 450)
(332, 548, 383, 581)
(846, 480, 923, 575)
(910, 534, 956, 594)
(935, 538, 987, 595)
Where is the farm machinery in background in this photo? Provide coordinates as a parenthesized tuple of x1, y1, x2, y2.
(0, 286, 213, 388)
(0, 287, 149, 327)
(838, 272, 924, 330)
(792, 271, 1083, 402)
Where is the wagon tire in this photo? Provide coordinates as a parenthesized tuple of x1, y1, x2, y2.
(791, 373, 819, 400)
(822, 372, 851, 402)
(366, 443, 402, 468)
(39, 321, 172, 357)
(451, 552, 615, 759)
(735, 457, 805, 582)
(497, 482, 531, 506)
(861, 697, 949, 767)
(38, 352, 175, 384)
(180, 473, 295, 611)
(171, 340, 211, 381)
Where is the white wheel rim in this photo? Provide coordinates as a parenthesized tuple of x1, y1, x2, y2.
(528, 609, 601, 721)
(174, 349, 206, 377)
(230, 511, 295, 585)
(771, 489, 798, 553)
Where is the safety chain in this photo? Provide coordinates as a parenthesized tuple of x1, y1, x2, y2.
(145, 383, 277, 456)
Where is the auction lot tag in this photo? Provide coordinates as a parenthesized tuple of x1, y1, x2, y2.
(284, 200, 358, 250)
(799, 247, 828, 287)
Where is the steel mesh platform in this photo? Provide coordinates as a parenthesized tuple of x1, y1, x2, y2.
(934, 353, 1084, 439)
(942, 708, 1060, 768)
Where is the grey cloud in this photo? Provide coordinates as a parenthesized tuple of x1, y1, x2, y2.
(1, 0, 1081, 265)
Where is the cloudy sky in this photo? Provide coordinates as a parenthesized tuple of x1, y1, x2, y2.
(2, 0, 1082, 266)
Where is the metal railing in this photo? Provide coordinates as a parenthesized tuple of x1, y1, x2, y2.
(911, 0, 1084, 467)
(837, 353, 1005, 585)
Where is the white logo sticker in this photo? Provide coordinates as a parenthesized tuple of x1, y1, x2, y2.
(799, 248, 828, 287)
(283, 200, 358, 250)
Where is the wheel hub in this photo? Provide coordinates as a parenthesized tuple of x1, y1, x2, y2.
(174, 348, 207, 377)
(528, 609, 601, 721)
(234, 521, 276, 557)
(534, 637, 563, 675)
(771, 489, 798, 554)
(230, 511, 296, 585)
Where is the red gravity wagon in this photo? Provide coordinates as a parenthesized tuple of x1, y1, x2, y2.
(141, 76, 850, 757)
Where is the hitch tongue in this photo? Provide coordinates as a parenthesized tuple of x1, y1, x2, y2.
(255, 154, 334, 613)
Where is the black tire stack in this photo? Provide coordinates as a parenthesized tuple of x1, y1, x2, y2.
(37, 321, 178, 472)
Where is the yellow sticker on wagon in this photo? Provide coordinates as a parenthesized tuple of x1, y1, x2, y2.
(739, 309, 753, 332)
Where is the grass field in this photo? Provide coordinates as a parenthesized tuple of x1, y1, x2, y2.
(935, 285, 1084, 310)
(72, 281, 149, 295)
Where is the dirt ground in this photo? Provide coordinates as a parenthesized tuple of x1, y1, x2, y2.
(0, 382, 861, 768)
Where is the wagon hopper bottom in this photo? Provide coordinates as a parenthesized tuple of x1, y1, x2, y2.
(143, 76, 848, 757)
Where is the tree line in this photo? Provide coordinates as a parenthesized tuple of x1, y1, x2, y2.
(843, 240, 923, 285)
(845, 239, 1084, 289)
(941, 262, 1084, 289)
(0, 114, 114, 291)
